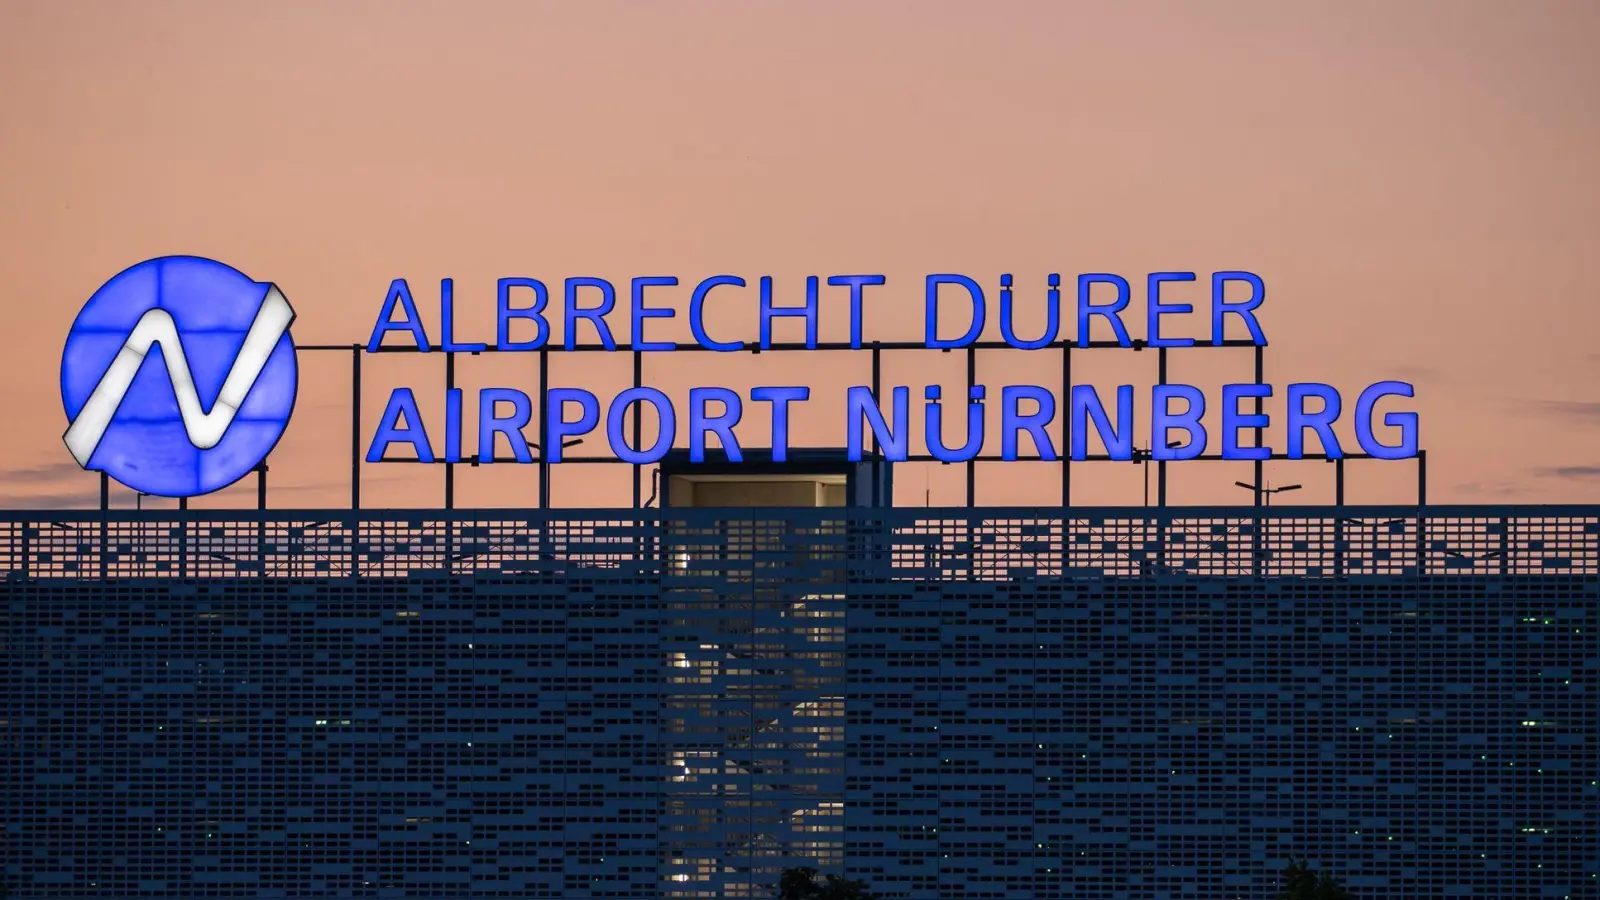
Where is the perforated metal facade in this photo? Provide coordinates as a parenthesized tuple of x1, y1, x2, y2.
(3, 506, 1597, 899)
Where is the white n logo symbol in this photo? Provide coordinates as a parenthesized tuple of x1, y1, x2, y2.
(63, 287, 296, 466)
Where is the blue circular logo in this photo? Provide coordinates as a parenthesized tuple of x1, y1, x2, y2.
(60, 256, 298, 498)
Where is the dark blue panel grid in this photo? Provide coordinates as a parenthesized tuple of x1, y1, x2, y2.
(1, 506, 1597, 899)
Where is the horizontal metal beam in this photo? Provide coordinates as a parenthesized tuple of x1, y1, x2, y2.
(0, 503, 1589, 522)
(299, 338, 1263, 354)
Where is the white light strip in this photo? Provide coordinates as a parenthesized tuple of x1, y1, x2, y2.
(63, 285, 295, 465)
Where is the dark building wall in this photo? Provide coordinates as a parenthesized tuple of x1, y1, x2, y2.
(4, 567, 1596, 899)
(842, 574, 1598, 899)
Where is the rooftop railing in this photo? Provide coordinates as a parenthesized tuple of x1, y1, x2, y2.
(0, 505, 1595, 581)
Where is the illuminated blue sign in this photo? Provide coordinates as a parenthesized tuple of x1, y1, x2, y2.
(60, 256, 298, 498)
(363, 272, 1419, 465)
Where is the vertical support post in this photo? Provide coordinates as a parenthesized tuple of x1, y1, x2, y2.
(1156, 347, 1168, 508)
(1498, 515, 1510, 575)
(98, 472, 109, 579)
(537, 348, 549, 510)
(1415, 449, 1428, 577)
(536, 347, 550, 565)
(256, 464, 268, 575)
(345, 510, 360, 580)
(1250, 344, 1264, 576)
(627, 345, 643, 562)
(1154, 347, 1168, 573)
(1417, 449, 1428, 507)
(1414, 509, 1427, 577)
(632, 348, 643, 508)
(965, 344, 976, 508)
(1251, 511, 1264, 579)
(443, 352, 456, 570)
(1332, 516, 1343, 580)
(347, 511, 359, 580)
(349, 343, 364, 575)
(1252, 344, 1265, 508)
(871, 343, 882, 504)
(1333, 457, 1346, 579)
(350, 345, 362, 510)
(177, 496, 188, 578)
(444, 352, 455, 510)
(1061, 344, 1071, 508)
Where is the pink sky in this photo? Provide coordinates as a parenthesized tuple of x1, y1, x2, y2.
(2, 0, 1597, 509)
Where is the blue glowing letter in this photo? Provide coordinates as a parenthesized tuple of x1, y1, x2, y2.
(689, 387, 743, 463)
(631, 277, 677, 352)
(607, 387, 676, 465)
(925, 275, 985, 349)
(1147, 272, 1196, 348)
(478, 388, 534, 463)
(440, 278, 486, 353)
(1354, 381, 1418, 460)
(847, 386, 908, 462)
(689, 276, 744, 352)
(998, 274, 1061, 350)
(750, 386, 809, 462)
(1151, 384, 1206, 459)
(564, 277, 617, 351)
(1287, 382, 1342, 459)
(1069, 385, 1134, 460)
(368, 279, 431, 352)
(1076, 274, 1133, 348)
(759, 276, 819, 349)
(497, 278, 550, 351)
(545, 388, 600, 462)
(1212, 271, 1267, 346)
(1221, 383, 1272, 460)
(366, 388, 434, 462)
(1001, 384, 1057, 460)
(444, 388, 463, 463)
(829, 275, 885, 349)
(924, 385, 985, 463)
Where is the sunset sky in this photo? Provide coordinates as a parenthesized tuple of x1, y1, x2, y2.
(2, 0, 1596, 510)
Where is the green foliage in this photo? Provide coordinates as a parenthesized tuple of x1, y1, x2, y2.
(1277, 857, 1351, 900)
(778, 866, 879, 900)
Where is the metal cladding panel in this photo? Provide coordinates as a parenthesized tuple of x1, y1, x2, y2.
(1, 505, 1597, 899)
